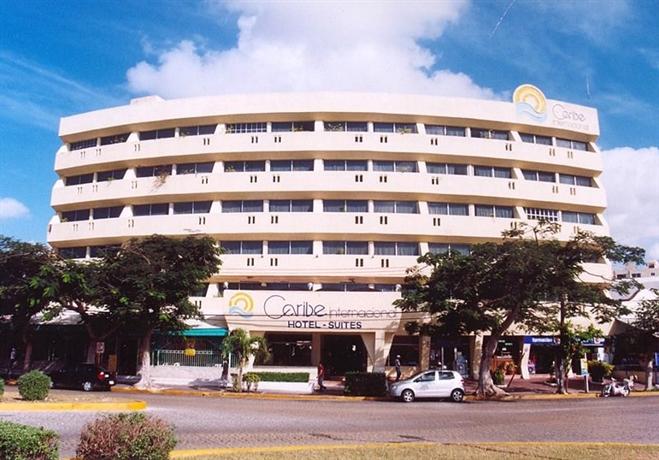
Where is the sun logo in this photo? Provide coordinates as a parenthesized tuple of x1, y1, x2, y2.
(513, 84, 547, 122)
(228, 292, 255, 319)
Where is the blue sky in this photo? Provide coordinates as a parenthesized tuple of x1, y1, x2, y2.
(1, 0, 658, 258)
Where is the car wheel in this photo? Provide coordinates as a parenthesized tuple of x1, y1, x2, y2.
(450, 389, 465, 403)
(82, 381, 93, 392)
(401, 389, 415, 403)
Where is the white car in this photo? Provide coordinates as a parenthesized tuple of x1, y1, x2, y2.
(389, 370, 465, 402)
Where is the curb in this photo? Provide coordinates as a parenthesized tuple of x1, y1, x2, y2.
(0, 399, 147, 412)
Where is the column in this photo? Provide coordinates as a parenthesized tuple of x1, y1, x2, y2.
(360, 333, 375, 372)
(371, 331, 394, 372)
(246, 331, 265, 370)
(311, 333, 321, 366)
(419, 335, 431, 370)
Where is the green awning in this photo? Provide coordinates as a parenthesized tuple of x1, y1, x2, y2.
(178, 327, 228, 337)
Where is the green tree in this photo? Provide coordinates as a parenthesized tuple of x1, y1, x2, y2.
(97, 235, 222, 388)
(0, 236, 55, 371)
(632, 289, 659, 390)
(221, 328, 268, 392)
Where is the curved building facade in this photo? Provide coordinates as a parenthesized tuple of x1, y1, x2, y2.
(49, 88, 610, 378)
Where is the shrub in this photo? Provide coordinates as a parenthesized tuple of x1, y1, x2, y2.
(76, 412, 176, 460)
(0, 377, 4, 398)
(17, 370, 51, 401)
(244, 372, 310, 383)
(588, 360, 614, 382)
(0, 420, 59, 460)
(492, 367, 505, 385)
(243, 373, 260, 392)
(344, 372, 387, 396)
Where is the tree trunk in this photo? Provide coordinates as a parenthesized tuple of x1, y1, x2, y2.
(22, 341, 33, 373)
(237, 361, 244, 393)
(135, 329, 154, 389)
(86, 341, 97, 364)
(555, 358, 568, 394)
(477, 335, 508, 399)
(645, 355, 654, 391)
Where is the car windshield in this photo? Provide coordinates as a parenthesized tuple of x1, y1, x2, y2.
(413, 371, 436, 382)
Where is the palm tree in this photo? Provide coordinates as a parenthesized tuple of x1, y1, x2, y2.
(221, 328, 268, 392)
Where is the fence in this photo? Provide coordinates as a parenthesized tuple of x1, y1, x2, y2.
(154, 349, 236, 368)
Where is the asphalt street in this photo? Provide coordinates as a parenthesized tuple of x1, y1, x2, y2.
(1, 393, 658, 457)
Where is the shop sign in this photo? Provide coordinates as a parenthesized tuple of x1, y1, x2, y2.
(580, 357, 589, 376)
(524, 336, 557, 345)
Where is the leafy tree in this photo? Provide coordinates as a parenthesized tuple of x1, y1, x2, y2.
(632, 289, 659, 390)
(221, 328, 268, 392)
(0, 236, 55, 371)
(96, 235, 222, 388)
(396, 223, 643, 399)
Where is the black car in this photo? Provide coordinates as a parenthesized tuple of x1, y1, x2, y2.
(49, 363, 116, 392)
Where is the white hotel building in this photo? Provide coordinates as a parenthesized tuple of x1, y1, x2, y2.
(49, 87, 611, 379)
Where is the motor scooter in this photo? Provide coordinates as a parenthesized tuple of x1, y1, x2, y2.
(600, 375, 635, 397)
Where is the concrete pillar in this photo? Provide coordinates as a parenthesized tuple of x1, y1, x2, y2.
(419, 335, 431, 370)
(360, 333, 375, 371)
(311, 333, 322, 366)
(371, 331, 394, 372)
(246, 331, 264, 370)
(520, 342, 531, 379)
(470, 334, 483, 380)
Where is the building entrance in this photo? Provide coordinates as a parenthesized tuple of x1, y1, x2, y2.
(321, 335, 367, 377)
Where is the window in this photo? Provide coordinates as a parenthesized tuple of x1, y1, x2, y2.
(65, 173, 93, 186)
(525, 207, 559, 222)
(388, 335, 419, 366)
(323, 160, 368, 171)
(179, 125, 216, 136)
(222, 200, 264, 213)
(69, 138, 97, 151)
(473, 166, 512, 178)
(177, 162, 214, 175)
(374, 242, 419, 256)
(173, 201, 212, 214)
(93, 206, 123, 219)
(96, 169, 127, 182)
(427, 202, 469, 216)
(323, 121, 368, 132)
(426, 162, 468, 175)
(323, 200, 368, 213)
(268, 241, 313, 255)
(100, 133, 130, 145)
(519, 133, 552, 145)
(225, 122, 267, 134)
(320, 283, 372, 292)
(224, 161, 265, 172)
(373, 161, 418, 172)
(322, 241, 368, 255)
(562, 212, 597, 225)
(424, 125, 466, 137)
(269, 200, 313, 212)
(556, 138, 588, 151)
(559, 174, 593, 187)
(61, 209, 90, 222)
(89, 245, 120, 258)
(139, 128, 175, 141)
(373, 122, 418, 133)
(471, 128, 509, 140)
(59, 247, 86, 259)
(373, 201, 418, 214)
(136, 165, 172, 178)
(271, 121, 315, 132)
(475, 205, 514, 218)
(522, 170, 555, 182)
(428, 243, 470, 255)
(263, 283, 310, 291)
(221, 241, 263, 255)
(133, 203, 169, 216)
(270, 160, 314, 171)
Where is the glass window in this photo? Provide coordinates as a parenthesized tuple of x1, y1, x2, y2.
(556, 138, 572, 148)
(268, 241, 290, 254)
(139, 128, 174, 141)
(525, 207, 559, 222)
(224, 161, 265, 172)
(324, 160, 367, 171)
(522, 170, 537, 181)
(70, 138, 97, 151)
(572, 141, 588, 151)
(428, 243, 449, 254)
(100, 133, 130, 145)
(562, 211, 579, 223)
(474, 166, 492, 177)
(578, 213, 595, 225)
(374, 242, 396, 255)
(61, 209, 90, 222)
(177, 162, 214, 175)
(425, 125, 465, 137)
(575, 176, 592, 187)
(346, 121, 368, 132)
(291, 241, 313, 254)
(324, 160, 344, 171)
(346, 241, 368, 255)
(225, 123, 267, 134)
(346, 200, 368, 212)
(374, 201, 395, 213)
(395, 123, 418, 134)
(322, 241, 367, 255)
(374, 122, 393, 133)
(93, 206, 123, 219)
(395, 201, 418, 214)
(270, 160, 292, 172)
(222, 201, 242, 213)
(65, 174, 93, 186)
(494, 167, 512, 178)
(428, 203, 448, 215)
(446, 126, 466, 137)
(324, 122, 345, 132)
(136, 165, 172, 178)
(346, 160, 367, 171)
(173, 201, 212, 214)
(133, 203, 168, 216)
(292, 160, 314, 171)
(89, 245, 120, 258)
(451, 244, 471, 255)
(323, 200, 344, 212)
(327, 200, 367, 212)
(446, 164, 468, 175)
(373, 161, 394, 172)
(425, 124, 444, 135)
(538, 171, 555, 182)
(520, 133, 534, 143)
(241, 241, 263, 254)
(397, 242, 419, 256)
(220, 242, 241, 254)
(536, 135, 552, 145)
(496, 206, 514, 218)
(269, 200, 291, 213)
(475, 205, 494, 217)
(476, 205, 513, 218)
(448, 203, 468, 216)
(96, 169, 126, 182)
(323, 241, 345, 254)
(242, 200, 263, 212)
(472, 128, 508, 140)
(180, 125, 216, 136)
(59, 247, 87, 259)
(395, 161, 418, 173)
(291, 200, 313, 212)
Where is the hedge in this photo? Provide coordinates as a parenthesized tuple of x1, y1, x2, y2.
(17, 370, 51, 401)
(244, 372, 310, 382)
(0, 377, 4, 398)
(0, 420, 59, 460)
(344, 372, 387, 396)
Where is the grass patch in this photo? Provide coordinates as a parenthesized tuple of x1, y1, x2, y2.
(173, 442, 659, 460)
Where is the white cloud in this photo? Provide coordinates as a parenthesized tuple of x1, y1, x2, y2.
(601, 146, 659, 259)
(0, 197, 30, 220)
(126, 1, 499, 99)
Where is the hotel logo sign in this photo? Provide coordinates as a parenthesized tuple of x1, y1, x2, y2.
(513, 84, 590, 131)
(513, 84, 548, 122)
(228, 292, 255, 318)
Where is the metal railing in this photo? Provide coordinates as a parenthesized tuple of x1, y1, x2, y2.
(154, 349, 236, 368)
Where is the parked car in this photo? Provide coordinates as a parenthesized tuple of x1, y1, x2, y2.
(48, 363, 116, 392)
(389, 370, 465, 402)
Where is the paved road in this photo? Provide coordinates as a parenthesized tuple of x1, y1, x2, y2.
(2, 393, 658, 457)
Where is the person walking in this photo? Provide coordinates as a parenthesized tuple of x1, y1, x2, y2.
(317, 362, 327, 391)
(395, 355, 402, 382)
